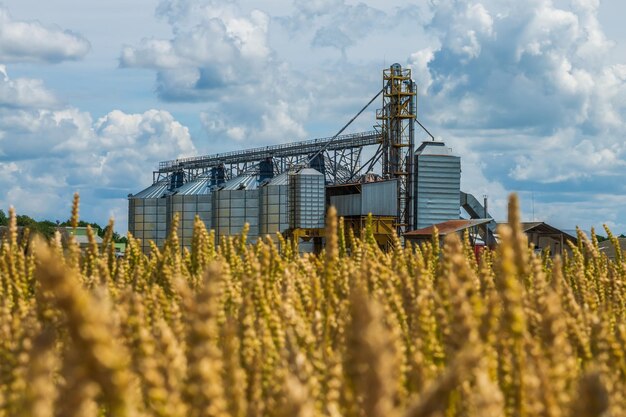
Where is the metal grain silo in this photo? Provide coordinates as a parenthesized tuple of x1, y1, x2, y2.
(128, 180, 169, 254)
(414, 141, 461, 229)
(167, 176, 212, 249)
(212, 174, 259, 244)
(288, 168, 325, 230)
(259, 172, 289, 240)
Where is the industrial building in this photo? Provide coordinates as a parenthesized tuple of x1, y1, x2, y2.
(404, 219, 493, 247)
(599, 238, 626, 261)
(129, 64, 493, 253)
(500, 222, 577, 256)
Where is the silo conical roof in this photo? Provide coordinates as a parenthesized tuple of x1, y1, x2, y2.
(130, 180, 169, 199)
(220, 174, 258, 190)
(174, 176, 212, 195)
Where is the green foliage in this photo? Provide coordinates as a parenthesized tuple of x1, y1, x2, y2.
(59, 219, 105, 236)
(0, 209, 125, 242)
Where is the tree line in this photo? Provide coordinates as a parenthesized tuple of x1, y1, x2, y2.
(0, 210, 127, 243)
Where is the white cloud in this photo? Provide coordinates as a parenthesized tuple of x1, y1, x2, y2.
(430, 1, 493, 61)
(0, 68, 196, 229)
(279, 0, 426, 58)
(408, 48, 435, 92)
(413, 0, 626, 192)
(121, 0, 316, 146)
(529, 193, 626, 235)
(508, 130, 625, 183)
(120, 1, 271, 93)
(0, 65, 60, 109)
(0, 5, 90, 63)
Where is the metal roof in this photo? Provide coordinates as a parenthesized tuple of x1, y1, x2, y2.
(598, 238, 626, 260)
(220, 174, 258, 190)
(415, 141, 456, 156)
(404, 219, 492, 238)
(264, 171, 289, 186)
(73, 234, 104, 245)
(295, 168, 324, 176)
(174, 176, 212, 195)
(520, 222, 543, 231)
(498, 222, 577, 241)
(130, 181, 169, 199)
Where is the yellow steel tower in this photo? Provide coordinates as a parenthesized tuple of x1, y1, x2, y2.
(377, 63, 417, 233)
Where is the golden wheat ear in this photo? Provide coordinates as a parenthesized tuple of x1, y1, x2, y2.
(34, 240, 136, 417)
(570, 371, 609, 417)
(402, 346, 482, 417)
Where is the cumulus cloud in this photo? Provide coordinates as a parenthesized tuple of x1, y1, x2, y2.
(0, 6, 90, 63)
(121, 0, 315, 146)
(0, 67, 196, 228)
(120, 1, 271, 95)
(410, 0, 625, 199)
(418, 0, 622, 131)
(0, 65, 59, 110)
(279, 0, 425, 57)
(307, 2, 385, 56)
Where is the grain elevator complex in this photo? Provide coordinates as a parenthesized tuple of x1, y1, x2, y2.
(129, 64, 490, 253)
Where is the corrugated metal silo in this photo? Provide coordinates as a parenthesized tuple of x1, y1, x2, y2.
(212, 174, 259, 243)
(259, 172, 289, 240)
(128, 180, 169, 254)
(167, 176, 212, 249)
(288, 168, 325, 229)
(414, 141, 461, 229)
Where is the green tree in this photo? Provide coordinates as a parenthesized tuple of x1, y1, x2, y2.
(1, 209, 126, 242)
(59, 220, 105, 237)
(16, 215, 57, 239)
(103, 224, 128, 243)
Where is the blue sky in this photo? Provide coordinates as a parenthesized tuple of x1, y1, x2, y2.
(0, 0, 624, 235)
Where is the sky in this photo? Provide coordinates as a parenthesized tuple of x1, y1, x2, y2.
(0, 0, 624, 235)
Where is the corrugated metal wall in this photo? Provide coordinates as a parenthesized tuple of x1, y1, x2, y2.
(330, 194, 361, 216)
(362, 180, 397, 216)
(289, 168, 325, 229)
(259, 182, 289, 239)
(330, 180, 397, 217)
(212, 189, 259, 243)
(128, 181, 169, 254)
(166, 194, 212, 249)
(414, 143, 461, 229)
(129, 198, 167, 254)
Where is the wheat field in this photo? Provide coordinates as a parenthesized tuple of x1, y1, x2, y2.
(0, 194, 624, 417)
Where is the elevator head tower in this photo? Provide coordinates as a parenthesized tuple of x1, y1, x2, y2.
(377, 63, 417, 234)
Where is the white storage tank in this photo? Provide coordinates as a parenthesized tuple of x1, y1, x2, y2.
(167, 176, 212, 250)
(212, 174, 259, 244)
(414, 141, 461, 229)
(288, 168, 325, 229)
(128, 180, 169, 254)
(259, 172, 289, 240)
